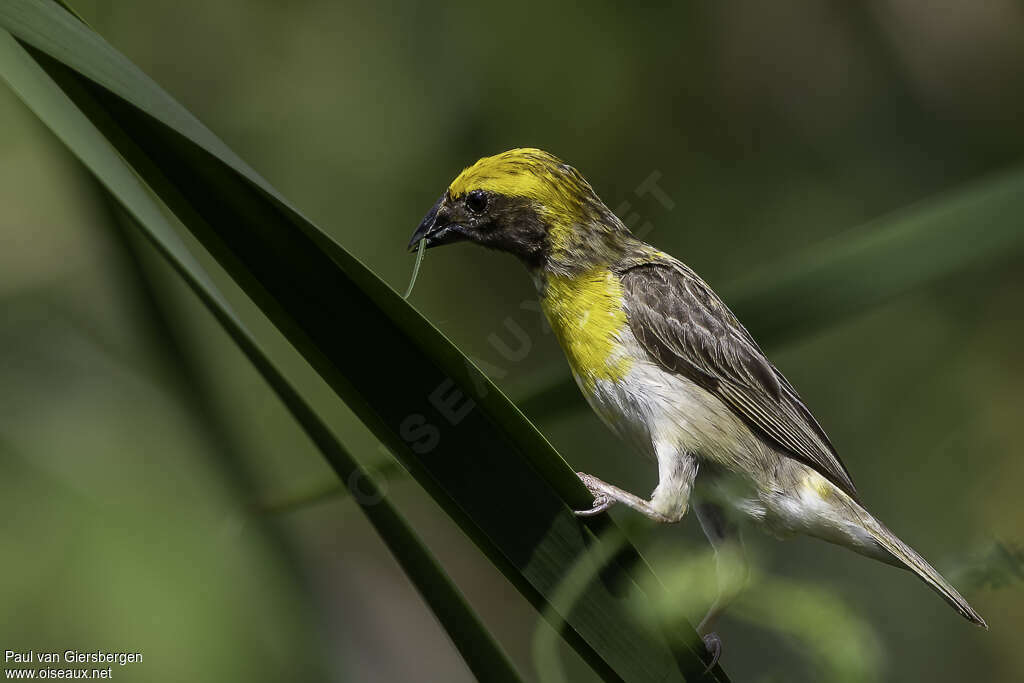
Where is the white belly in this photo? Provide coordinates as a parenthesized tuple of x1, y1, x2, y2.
(577, 326, 868, 544)
(579, 326, 767, 471)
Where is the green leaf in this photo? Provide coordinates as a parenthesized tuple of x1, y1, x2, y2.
(0, 29, 525, 682)
(517, 164, 1024, 420)
(0, 2, 729, 680)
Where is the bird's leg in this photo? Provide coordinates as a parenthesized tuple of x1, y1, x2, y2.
(694, 502, 748, 670)
(575, 451, 697, 523)
(574, 472, 682, 522)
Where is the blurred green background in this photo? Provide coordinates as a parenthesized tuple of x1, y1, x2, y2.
(2, 1, 1022, 681)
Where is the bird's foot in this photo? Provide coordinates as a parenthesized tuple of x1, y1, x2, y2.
(701, 632, 722, 673)
(572, 471, 683, 522)
(573, 472, 617, 517)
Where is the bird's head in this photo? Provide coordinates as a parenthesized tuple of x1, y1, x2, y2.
(409, 148, 630, 272)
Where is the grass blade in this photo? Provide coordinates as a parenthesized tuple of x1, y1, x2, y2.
(404, 238, 427, 299)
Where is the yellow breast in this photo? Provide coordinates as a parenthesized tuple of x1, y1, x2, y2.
(540, 268, 634, 391)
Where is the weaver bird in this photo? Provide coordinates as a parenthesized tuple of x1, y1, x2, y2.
(409, 148, 986, 661)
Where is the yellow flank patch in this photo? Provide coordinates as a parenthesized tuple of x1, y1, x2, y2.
(802, 472, 833, 500)
(540, 268, 633, 391)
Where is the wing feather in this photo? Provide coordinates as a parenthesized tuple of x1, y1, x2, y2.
(620, 261, 858, 499)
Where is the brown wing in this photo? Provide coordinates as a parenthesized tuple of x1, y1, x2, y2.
(620, 261, 858, 499)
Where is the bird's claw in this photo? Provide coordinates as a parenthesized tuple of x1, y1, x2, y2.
(574, 494, 613, 517)
(573, 472, 616, 517)
(701, 632, 722, 673)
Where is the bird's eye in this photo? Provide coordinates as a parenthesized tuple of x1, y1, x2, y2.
(465, 190, 488, 213)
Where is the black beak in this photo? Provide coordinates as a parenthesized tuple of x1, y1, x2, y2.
(408, 193, 466, 252)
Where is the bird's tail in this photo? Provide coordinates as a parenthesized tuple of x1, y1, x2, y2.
(854, 508, 987, 628)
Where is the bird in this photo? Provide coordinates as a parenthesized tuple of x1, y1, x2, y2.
(408, 148, 987, 663)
